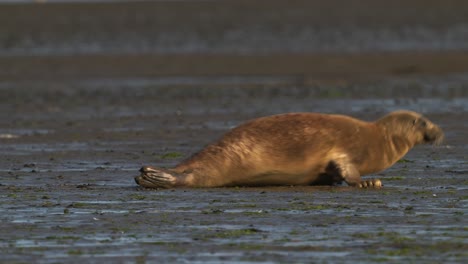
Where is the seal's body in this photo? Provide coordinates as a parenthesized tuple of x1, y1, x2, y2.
(135, 110, 443, 188)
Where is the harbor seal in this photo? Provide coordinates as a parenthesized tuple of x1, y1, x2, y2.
(135, 110, 443, 189)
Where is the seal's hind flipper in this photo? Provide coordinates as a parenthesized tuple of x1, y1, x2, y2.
(135, 166, 178, 188)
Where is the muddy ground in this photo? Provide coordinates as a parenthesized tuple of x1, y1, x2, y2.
(1, 84, 467, 263)
(0, 1, 467, 263)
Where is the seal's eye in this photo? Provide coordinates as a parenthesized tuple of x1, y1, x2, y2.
(413, 119, 427, 127)
(421, 120, 427, 127)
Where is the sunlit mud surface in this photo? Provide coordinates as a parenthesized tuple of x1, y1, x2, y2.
(0, 1, 467, 263)
(1, 83, 466, 263)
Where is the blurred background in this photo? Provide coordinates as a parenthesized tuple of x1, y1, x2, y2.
(1, 0, 468, 99)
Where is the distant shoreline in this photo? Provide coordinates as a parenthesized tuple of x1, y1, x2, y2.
(2, 52, 468, 82)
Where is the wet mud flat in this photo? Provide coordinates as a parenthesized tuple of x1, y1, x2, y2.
(0, 0, 467, 263)
(0, 84, 467, 263)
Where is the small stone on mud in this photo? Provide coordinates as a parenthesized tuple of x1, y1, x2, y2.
(76, 184, 93, 189)
(404, 206, 414, 211)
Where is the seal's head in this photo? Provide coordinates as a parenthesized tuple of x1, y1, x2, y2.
(377, 110, 444, 146)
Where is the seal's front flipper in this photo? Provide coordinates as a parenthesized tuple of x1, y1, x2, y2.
(334, 161, 382, 189)
(358, 179, 382, 188)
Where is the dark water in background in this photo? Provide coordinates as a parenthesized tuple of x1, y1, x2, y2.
(1, 0, 468, 55)
(4, 22, 467, 55)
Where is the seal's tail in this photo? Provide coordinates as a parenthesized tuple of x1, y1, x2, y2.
(135, 166, 178, 188)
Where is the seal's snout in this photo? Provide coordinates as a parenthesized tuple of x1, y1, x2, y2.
(424, 124, 444, 145)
